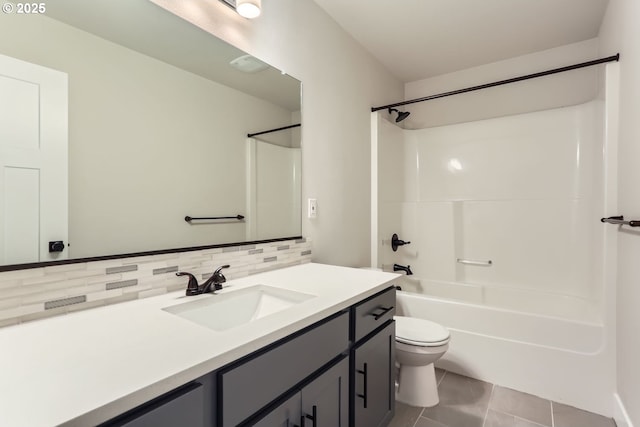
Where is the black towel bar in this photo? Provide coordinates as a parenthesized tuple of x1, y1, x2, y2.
(185, 215, 245, 222)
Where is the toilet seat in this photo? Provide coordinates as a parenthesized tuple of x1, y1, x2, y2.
(395, 316, 450, 347)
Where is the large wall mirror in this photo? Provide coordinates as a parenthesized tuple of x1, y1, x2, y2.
(0, 0, 302, 270)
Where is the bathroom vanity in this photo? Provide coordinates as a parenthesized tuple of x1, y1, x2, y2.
(0, 263, 397, 427)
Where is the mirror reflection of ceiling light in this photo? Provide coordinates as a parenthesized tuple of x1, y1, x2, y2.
(447, 158, 463, 172)
(236, 0, 261, 18)
(219, 0, 262, 19)
(229, 54, 269, 73)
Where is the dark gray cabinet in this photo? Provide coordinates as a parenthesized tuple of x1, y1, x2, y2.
(253, 394, 301, 427)
(351, 287, 396, 427)
(219, 312, 350, 426)
(300, 356, 349, 427)
(353, 322, 395, 427)
(102, 286, 395, 427)
(100, 383, 205, 427)
(253, 356, 349, 427)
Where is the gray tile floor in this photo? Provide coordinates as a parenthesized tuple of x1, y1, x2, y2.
(389, 369, 617, 427)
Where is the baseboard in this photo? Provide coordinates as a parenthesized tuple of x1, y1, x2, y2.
(614, 393, 634, 427)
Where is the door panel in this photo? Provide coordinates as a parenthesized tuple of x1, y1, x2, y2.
(3, 167, 39, 264)
(301, 356, 349, 427)
(353, 322, 395, 427)
(253, 394, 302, 427)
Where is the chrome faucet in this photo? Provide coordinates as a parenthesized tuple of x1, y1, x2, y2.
(176, 264, 230, 296)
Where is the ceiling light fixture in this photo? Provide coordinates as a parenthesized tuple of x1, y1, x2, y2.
(236, 0, 261, 19)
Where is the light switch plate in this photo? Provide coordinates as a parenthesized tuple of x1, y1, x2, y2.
(308, 198, 317, 219)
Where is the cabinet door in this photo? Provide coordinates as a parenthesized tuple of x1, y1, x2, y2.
(353, 321, 395, 427)
(301, 356, 349, 427)
(253, 394, 303, 427)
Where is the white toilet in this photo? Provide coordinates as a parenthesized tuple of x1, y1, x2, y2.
(394, 315, 451, 407)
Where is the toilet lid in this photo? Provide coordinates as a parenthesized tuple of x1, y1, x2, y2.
(395, 316, 450, 347)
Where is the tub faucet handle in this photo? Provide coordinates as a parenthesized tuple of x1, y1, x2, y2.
(391, 233, 411, 252)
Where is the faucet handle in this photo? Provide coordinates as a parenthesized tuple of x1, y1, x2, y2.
(176, 272, 200, 296)
(391, 233, 411, 252)
(212, 264, 230, 290)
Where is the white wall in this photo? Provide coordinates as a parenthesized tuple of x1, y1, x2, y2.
(150, 0, 404, 267)
(404, 39, 600, 129)
(599, 1, 640, 425)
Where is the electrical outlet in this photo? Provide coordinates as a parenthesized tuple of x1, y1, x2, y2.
(308, 198, 317, 219)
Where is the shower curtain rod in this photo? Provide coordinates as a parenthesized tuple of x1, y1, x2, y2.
(247, 123, 301, 138)
(371, 54, 620, 112)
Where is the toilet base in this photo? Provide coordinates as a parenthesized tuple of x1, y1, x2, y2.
(395, 363, 439, 407)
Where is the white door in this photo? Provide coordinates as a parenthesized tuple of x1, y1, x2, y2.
(0, 53, 68, 265)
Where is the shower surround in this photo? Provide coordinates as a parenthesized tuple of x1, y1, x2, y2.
(373, 64, 618, 416)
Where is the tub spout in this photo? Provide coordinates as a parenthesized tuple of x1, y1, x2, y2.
(393, 264, 413, 275)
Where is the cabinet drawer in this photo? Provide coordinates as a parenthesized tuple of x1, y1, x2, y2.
(219, 311, 350, 427)
(102, 383, 204, 427)
(353, 287, 395, 342)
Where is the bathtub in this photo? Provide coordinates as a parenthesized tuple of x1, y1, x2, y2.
(395, 286, 614, 416)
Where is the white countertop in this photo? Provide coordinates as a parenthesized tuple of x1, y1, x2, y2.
(0, 263, 398, 427)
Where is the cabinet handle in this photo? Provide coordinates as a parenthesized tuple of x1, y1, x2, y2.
(305, 405, 317, 427)
(369, 305, 394, 320)
(357, 363, 368, 408)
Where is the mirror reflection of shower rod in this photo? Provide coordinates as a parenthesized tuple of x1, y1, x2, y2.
(600, 216, 640, 227)
(247, 123, 301, 138)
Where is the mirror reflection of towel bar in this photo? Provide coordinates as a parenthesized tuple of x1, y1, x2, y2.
(600, 216, 640, 227)
(457, 259, 492, 266)
(185, 215, 245, 222)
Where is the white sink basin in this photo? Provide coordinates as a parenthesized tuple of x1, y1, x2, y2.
(162, 285, 316, 331)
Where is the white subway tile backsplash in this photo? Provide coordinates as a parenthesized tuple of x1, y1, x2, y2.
(21, 289, 69, 305)
(0, 268, 45, 281)
(138, 288, 167, 299)
(0, 238, 311, 326)
(43, 263, 87, 274)
(20, 306, 68, 323)
(0, 318, 19, 328)
(0, 279, 20, 290)
(106, 265, 138, 275)
(44, 295, 87, 310)
(0, 303, 43, 321)
(87, 274, 121, 286)
(152, 266, 179, 275)
(105, 279, 139, 291)
(86, 288, 123, 303)
(63, 268, 110, 280)
(21, 273, 68, 287)
(0, 297, 20, 310)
